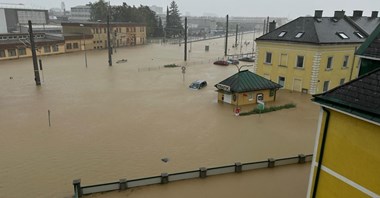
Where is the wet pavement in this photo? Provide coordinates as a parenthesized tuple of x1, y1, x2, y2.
(0, 35, 319, 198)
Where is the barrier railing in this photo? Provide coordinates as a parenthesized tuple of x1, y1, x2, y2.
(73, 154, 312, 197)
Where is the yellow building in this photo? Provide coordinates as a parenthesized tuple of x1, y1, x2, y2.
(255, 10, 380, 94)
(307, 68, 380, 197)
(215, 70, 282, 106)
(61, 22, 146, 50)
(0, 33, 65, 60)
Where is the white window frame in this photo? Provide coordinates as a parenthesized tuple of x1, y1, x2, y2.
(265, 52, 272, 64)
(326, 56, 333, 69)
(342, 55, 349, 68)
(296, 55, 305, 68)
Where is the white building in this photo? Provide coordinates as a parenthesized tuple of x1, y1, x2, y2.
(69, 5, 90, 21)
(0, 7, 49, 33)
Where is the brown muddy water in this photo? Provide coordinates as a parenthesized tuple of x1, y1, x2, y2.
(0, 35, 319, 198)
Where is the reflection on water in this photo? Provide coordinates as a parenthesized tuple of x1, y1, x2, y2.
(0, 36, 318, 198)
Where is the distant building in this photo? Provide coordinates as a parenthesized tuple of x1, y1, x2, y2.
(0, 32, 65, 60)
(356, 23, 380, 76)
(255, 10, 380, 94)
(0, 8, 49, 33)
(215, 70, 282, 106)
(308, 67, 380, 197)
(149, 5, 163, 15)
(19, 24, 62, 34)
(61, 22, 146, 50)
(69, 5, 91, 21)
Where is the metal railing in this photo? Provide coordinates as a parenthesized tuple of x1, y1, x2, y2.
(73, 154, 312, 197)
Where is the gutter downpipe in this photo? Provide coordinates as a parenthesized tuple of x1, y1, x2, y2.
(312, 107, 330, 198)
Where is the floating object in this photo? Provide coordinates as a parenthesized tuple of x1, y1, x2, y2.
(161, 158, 169, 163)
(116, 59, 128, 64)
(10, 76, 13, 79)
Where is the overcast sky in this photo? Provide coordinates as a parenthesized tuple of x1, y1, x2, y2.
(3, 0, 380, 19)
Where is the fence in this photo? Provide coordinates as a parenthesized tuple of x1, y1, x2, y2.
(73, 154, 312, 197)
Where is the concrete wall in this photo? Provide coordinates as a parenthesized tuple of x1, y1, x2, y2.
(308, 109, 380, 197)
(255, 41, 361, 94)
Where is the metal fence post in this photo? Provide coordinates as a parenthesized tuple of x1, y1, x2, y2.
(298, 154, 306, 164)
(199, 167, 207, 178)
(235, 162, 242, 173)
(268, 158, 275, 168)
(161, 173, 169, 184)
(119, 178, 127, 190)
(73, 179, 82, 197)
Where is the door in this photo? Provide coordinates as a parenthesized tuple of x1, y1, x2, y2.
(223, 94, 232, 104)
(293, 78, 302, 92)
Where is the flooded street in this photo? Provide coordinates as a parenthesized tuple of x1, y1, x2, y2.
(0, 36, 319, 198)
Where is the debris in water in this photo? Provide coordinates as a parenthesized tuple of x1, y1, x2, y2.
(161, 158, 169, 163)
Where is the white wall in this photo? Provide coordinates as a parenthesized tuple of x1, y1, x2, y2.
(0, 9, 7, 33)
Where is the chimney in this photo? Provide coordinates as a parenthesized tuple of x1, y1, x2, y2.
(352, 10, 363, 18)
(314, 10, 323, 18)
(371, 11, 379, 18)
(269, 20, 276, 32)
(334, 10, 345, 19)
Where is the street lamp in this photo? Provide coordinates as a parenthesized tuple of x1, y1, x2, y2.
(79, 24, 87, 68)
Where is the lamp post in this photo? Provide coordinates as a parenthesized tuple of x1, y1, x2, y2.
(79, 24, 87, 68)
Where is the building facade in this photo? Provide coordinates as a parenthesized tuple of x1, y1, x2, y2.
(255, 10, 380, 94)
(307, 68, 380, 197)
(0, 8, 49, 33)
(61, 22, 146, 50)
(0, 33, 65, 60)
(69, 5, 91, 21)
(215, 70, 282, 106)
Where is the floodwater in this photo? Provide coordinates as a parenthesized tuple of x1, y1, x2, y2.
(0, 35, 319, 198)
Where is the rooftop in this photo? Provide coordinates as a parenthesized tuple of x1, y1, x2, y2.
(356, 23, 380, 59)
(257, 10, 380, 44)
(215, 70, 282, 93)
(313, 67, 380, 124)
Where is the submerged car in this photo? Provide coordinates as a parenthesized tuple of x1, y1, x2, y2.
(213, 60, 229, 66)
(239, 57, 255, 62)
(227, 59, 239, 65)
(189, 80, 207, 89)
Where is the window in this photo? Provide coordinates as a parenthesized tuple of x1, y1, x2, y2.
(354, 32, 364, 39)
(323, 81, 329, 92)
(340, 78, 345, 85)
(265, 52, 272, 64)
(126, 28, 129, 32)
(278, 76, 285, 87)
(295, 32, 304, 38)
(279, 53, 287, 66)
(337, 32, 349, 39)
(8, 49, 16, 57)
(342, 56, 349, 68)
(18, 48, 26, 56)
(66, 43, 72, 50)
(95, 28, 98, 34)
(73, 43, 79, 49)
(104, 28, 107, 33)
(269, 89, 275, 97)
(52, 45, 59, 52)
(0, 49, 5, 57)
(296, 55, 304, 68)
(326, 57, 333, 69)
(248, 93, 254, 101)
(44, 46, 51, 53)
(278, 31, 287, 37)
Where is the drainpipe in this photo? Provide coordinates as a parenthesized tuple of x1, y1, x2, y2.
(312, 107, 330, 198)
(349, 46, 357, 80)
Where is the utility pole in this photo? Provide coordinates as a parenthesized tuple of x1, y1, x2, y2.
(224, 14, 229, 56)
(107, 8, 112, 66)
(235, 24, 238, 47)
(184, 17, 187, 61)
(28, 20, 41, 86)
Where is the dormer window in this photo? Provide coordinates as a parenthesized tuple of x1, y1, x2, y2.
(278, 31, 287, 37)
(295, 32, 304, 38)
(337, 32, 349, 39)
(354, 32, 364, 39)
